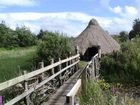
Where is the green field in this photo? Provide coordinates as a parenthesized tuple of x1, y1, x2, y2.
(0, 47, 37, 83)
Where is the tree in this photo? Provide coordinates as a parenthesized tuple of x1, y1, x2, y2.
(37, 32, 75, 65)
(133, 19, 140, 32)
(119, 31, 128, 42)
(15, 26, 37, 47)
(37, 29, 44, 39)
(129, 19, 140, 39)
(0, 21, 16, 47)
(0, 21, 37, 48)
(101, 38, 140, 82)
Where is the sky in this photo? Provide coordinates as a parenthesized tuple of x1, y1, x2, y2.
(0, 0, 140, 36)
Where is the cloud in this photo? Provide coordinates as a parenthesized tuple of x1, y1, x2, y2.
(0, 9, 139, 36)
(124, 6, 138, 16)
(0, 0, 38, 7)
(109, 6, 122, 14)
(108, 4, 140, 33)
(0, 12, 114, 36)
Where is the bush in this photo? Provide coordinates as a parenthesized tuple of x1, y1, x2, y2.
(0, 21, 37, 48)
(101, 38, 140, 82)
(37, 32, 75, 65)
(80, 80, 139, 105)
(15, 26, 37, 47)
(80, 80, 113, 105)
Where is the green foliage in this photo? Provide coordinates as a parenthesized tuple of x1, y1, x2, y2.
(129, 19, 140, 39)
(0, 21, 37, 48)
(112, 31, 129, 43)
(119, 31, 129, 42)
(79, 61, 88, 69)
(80, 80, 140, 105)
(80, 80, 113, 105)
(37, 29, 44, 39)
(37, 31, 75, 64)
(0, 47, 36, 83)
(101, 38, 140, 83)
(15, 26, 37, 47)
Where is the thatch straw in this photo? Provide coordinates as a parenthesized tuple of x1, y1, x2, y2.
(74, 19, 120, 55)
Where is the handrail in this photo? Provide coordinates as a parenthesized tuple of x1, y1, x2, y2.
(5, 60, 79, 105)
(65, 53, 100, 105)
(66, 79, 81, 105)
(0, 54, 79, 91)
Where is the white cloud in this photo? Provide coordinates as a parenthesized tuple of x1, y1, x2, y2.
(0, 12, 114, 36)
(125, 6, 138, 15)
(0, 9, 139, 36)
(0, 12, 93, 36)
(109, 6, 122, 14)
(0, 0, 37, 7)
(108, 4, 140, 34)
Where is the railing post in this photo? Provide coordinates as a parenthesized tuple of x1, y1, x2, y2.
(66, 57, 68, 67)
(72, 58, 74, 74)
(98, 48, 101, 59)
(59, 58, 62, 86)
(51, 59, 54, 75)
(76, 46, 80, 70)
(51, 59, 55, 86)
(91, 57, 95, 79)
(66, 79, 81, 105)
(23, 71, 30, 105)
(76, 46, 79, 54)
(40, 62, 46, 97)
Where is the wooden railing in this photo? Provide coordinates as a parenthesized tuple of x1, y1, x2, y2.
(86, 53, 100, 79)
(0, 54, 80, 105)
(66, 53, 100, 105)
(66, 79, 81, 105)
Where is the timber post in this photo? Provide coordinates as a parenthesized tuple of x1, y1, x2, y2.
(76, 46, 79, 54)
(23, 71, 30, 105)
(91, 57, 95, 79)
(76, 46, 80, 70)
(51, 59, 54, 75)
(40, 62, 46, 97)
(59, 58, 62, 86)
(98, 48, 101, 59)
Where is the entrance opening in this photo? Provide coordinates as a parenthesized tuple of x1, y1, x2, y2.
(82, 46, 99, 61)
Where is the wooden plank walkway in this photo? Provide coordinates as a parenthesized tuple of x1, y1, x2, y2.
(41, 69, 82, 105)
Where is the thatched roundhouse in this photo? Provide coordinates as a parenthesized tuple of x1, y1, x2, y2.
(74, 19, 120, 61)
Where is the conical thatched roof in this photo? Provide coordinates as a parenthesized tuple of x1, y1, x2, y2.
(74, 19, 120, 55)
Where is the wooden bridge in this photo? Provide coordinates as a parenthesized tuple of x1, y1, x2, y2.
(0, 51, 100, 105)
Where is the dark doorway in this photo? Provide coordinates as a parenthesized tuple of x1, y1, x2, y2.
(82, 46, 98, 61)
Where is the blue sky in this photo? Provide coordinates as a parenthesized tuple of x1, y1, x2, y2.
(0, 0, 140, 36)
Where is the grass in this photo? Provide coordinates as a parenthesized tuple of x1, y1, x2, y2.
(0, 46, 37, 83)
(80, 79, 140, 105)
(79, 61, 88, 69)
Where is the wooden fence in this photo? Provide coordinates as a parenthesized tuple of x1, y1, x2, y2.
(0, 54, 80, 105)
(66, 53, 100, 105)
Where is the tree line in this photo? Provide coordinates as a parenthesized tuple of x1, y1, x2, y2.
(101, 19, 140, 83)
(113, 18, 140, 43)
(0, 21, 37, 48)
(0, 21, 75, 65)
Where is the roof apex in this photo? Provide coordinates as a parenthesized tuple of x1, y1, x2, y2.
(88, 18, 99, 26)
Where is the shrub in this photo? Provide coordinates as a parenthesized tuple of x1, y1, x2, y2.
(37, 32, 75, 65)
(15, 26, 37, 47)
(80, 80, 140, 105)
(101, 38, 140, 82)
(80, 80, 113, 105)
(0, 21, 37, 48)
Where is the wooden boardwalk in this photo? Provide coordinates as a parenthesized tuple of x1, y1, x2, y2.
(0, 52, 100, 105)
(42, 69, 82, 105)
